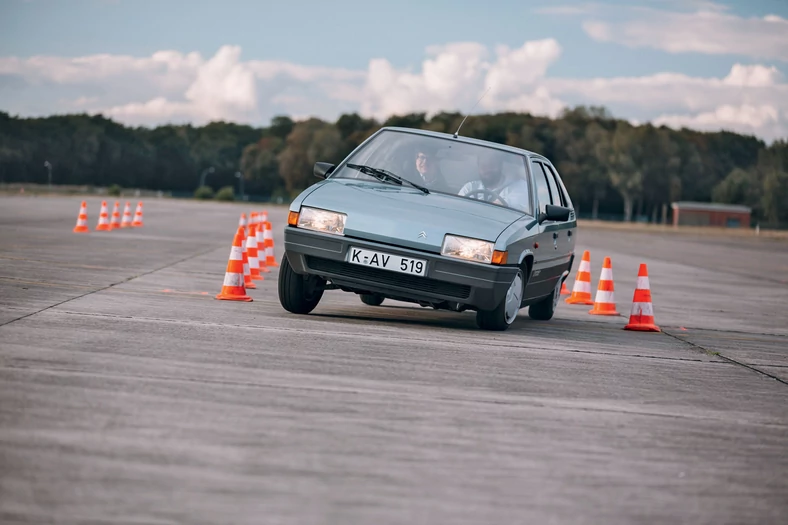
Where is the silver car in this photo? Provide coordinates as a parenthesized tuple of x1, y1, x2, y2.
(278, 126, 577, 330)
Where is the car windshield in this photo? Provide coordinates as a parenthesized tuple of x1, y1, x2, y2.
(330, 129, 534, 216)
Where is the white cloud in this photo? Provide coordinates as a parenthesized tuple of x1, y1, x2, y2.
(360, 40, 564, 121)
(653, 104, 782, 138)
(582, 7, 788, 61)
(1, 40, 787, 142)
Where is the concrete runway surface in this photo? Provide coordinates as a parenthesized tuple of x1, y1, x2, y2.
(1, 195, 786, 524)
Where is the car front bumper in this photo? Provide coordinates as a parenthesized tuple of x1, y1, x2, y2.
(283, 227, 519, 311)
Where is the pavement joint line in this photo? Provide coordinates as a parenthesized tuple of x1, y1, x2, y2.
(0, 245, 223, 329)
(6, 364, 786, 428)
(663, 329, 788, 387)
(36, 309, 734, 366)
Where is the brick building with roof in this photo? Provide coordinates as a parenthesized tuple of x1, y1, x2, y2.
(670, 201, 752, 228)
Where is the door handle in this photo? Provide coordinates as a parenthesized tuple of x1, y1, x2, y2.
(553, 232, 558, 239)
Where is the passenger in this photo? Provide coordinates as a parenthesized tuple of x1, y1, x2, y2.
(458, 151, 530, 212)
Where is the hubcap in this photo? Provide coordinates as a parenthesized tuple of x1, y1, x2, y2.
(504, 272, 524, 324)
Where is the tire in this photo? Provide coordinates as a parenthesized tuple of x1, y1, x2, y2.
(476, 269, 524, 331)
(360, 293, 384, 306)
(278, 254, 325, 315)
(529, 276, 563, 321)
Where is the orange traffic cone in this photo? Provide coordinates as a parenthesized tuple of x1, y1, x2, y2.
(624, 264, 661, 332)
(216, 227, 253, 302)
(263, 220, 278, 267)
(120, 201, 133, 228)
(246, 223, 264, 281)
(110, 201, 122, 230)
(560, 282, 569, 295)
(131, 202, 143, 227)
(95, 200, 111, 231)
(255, 221, 271, 273)
(239, 213, 248, 236)
(566, 250, 594, 305)
(239, 226, 256, 289)
(589, 256, 619, 316)
(73, 201, 89, 233)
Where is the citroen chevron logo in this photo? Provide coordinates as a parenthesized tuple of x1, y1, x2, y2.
(418, 231, 427, 239)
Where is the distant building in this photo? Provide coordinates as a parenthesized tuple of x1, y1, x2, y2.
(671, 201, 751, 228)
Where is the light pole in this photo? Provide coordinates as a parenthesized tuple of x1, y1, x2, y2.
(44, 161, 52, 187)
(199, 166, 215, 188)
(235, 171, 245, 201)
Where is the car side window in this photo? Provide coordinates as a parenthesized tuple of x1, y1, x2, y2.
(543, 163, 570, 209)
(542, 162, 562, 212)
(531, 160, 553, 214)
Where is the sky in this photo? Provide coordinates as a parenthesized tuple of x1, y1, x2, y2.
(1, 0, 787, 142)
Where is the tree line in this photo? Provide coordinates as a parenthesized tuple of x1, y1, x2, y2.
(1, 107, 786, 226)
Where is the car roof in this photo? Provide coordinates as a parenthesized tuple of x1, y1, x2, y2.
(381, 126, 550, 162)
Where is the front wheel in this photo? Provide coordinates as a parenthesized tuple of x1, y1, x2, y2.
(278, 254, 325, 314)
(529, 276, 563, 320)
(476, 270, 524, 331)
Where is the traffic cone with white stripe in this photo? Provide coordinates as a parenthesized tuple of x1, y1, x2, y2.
(216, 227, 253, 302)
(255, 221, 271, 273)
(95, 200, 111, 231)
(246, 223, 265, 281)
(624, 264, 660, 332)
(263, 220, 278, 267)
(73, 201, 89, 233)
(239, 213, 248, 236)
(110, 201, 122, 230)
(131, 201, 143, 227)
(239, 225, 256, 289)
(589, 256, 619, 316)
(120, 201, 133, 228)
(565, 250, 594, 305)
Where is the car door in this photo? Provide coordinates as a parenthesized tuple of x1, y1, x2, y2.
(542, 161, 576, 278)
(523, 158, 573, 300)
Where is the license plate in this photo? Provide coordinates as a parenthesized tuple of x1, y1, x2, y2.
(347, 247, 427, 276)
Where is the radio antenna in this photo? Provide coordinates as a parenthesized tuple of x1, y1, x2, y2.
(453, 85, 491, 138)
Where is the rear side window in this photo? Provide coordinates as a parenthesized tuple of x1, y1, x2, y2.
(531, 160, 553, 214)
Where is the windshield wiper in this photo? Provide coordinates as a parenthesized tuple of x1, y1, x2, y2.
(345, 163, 429, 194)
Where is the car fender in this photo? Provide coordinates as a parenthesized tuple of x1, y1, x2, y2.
(289, 180, 332, 212)
(494, 215, 539, 265)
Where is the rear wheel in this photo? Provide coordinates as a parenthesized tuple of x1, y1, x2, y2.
(278, 254, 325, 314)
(360, 293, 384, 306)
(476, 270, 524, 331)
(529, 276, 562, 320)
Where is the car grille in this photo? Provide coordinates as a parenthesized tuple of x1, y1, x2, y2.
(305, 256, 471, 300)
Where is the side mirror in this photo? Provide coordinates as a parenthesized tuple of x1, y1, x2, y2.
(539, 204, 571, 224)
(314, 162, 335, 179)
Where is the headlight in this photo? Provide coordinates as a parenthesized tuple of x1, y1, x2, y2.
(295, 206, 346, 235)
(441, 235, 495, 264)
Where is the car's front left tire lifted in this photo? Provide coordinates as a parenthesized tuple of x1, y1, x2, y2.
(476, 269, 524, 331)
(278, 254, 325, 314)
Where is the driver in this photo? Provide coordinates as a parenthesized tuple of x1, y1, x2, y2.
(412, 144, 446, 187)
(458, 151, 530, 211)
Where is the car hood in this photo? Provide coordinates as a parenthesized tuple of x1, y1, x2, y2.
(301, 179, 525, 252)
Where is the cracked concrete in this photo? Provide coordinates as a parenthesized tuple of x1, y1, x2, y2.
(1, 195, 787, 524)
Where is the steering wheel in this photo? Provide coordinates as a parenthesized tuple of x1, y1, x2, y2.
(465, 188, 508, 207)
